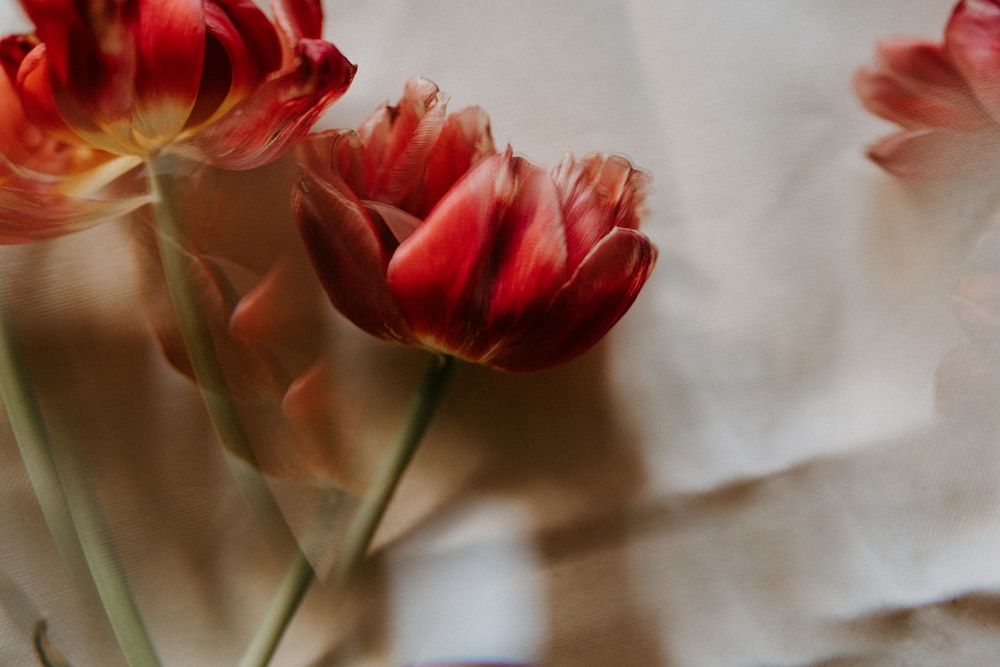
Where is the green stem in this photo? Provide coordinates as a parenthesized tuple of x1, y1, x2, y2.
(238, 354, 458, 667)
(329, 354, 458, 587)
(147, 155, 296, 551)
(0, 275, 162, 667)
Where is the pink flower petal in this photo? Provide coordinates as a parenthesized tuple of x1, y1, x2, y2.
(945, 0, 1000, 122)
(865, 126, 1000, 181)
(487, 227, 657, 371)
(854, 37, 990, 131)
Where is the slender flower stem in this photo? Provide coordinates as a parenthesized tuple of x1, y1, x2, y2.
(0, 275, 163, 667)
(239, 354, 458, 667)
(330, 354, 458, 587)
(146, 155, 296, 551)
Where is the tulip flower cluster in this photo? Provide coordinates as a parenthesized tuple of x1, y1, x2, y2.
(0, 0, 659, 663)
(0, 0, 656, 373)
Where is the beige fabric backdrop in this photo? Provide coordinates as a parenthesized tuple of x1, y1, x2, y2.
(4, 1, 999, 665)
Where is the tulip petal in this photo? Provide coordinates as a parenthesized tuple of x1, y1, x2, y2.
(0, 33, 32, 84)
(388, 151, 568, 361)
(271, 0, 324, 41)
(854, 37, 991, 131)
(230, 261, 308, 345)
(487, 227, 657, 371)
(13, 42, 133, 155)
(179, 38, 355, 169)
(946, 0, 1000, 122)
(414, 104, 495, 218)
(0, 186, 149, 243)
(203, 0, 283, 101)
(22, 0, 138, 130)
(553, 153, 650, 270)
(865, 126, 1000, 181)
(131, 0, 206, 149)
(6, 41, 81, 147)
(294, 159, 413, 343)
(358, 76, 447, 207)
(280, 360, 362, 488)
(363, 199, 423, 245)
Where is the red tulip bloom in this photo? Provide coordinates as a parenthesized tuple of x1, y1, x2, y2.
(855, 0, 1000, 179)
(294, 78, 657, 372)
(0, 35, 148, 243)
(5, 0, 355, 169)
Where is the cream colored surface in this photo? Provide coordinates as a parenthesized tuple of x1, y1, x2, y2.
(3, 1, 998, 665)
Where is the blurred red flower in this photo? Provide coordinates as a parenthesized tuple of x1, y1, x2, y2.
(294, 77, 657, 372)
(855, 0, 1000, 180)
(132, 158, 360, 486)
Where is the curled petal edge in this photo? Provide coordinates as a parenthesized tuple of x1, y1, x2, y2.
(178, 38, 356, 169)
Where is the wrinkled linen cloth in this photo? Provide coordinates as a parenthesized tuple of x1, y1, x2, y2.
(2, 0, 997, 666)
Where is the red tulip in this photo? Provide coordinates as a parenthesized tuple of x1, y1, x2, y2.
(0, 35, 148, 242)
(5, 0, 355, 169)
(294, 78, 657, 372)
(854, 0, 1000, 179)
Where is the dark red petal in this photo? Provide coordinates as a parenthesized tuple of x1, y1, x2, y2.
(17, 0, 76, 82)
(271, 0, 324, 41)
(178, 38, 355, 169)
(24, 0, 139, 125)
(363, 199, 423, 245)
(293, 157, 413, 343)
(946, 0, 1000, 121)
(0, 34, 33, 84)
(204, 0, 283, 96)
(486, 227, 657, 372)
(387, 151, 568, 361)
